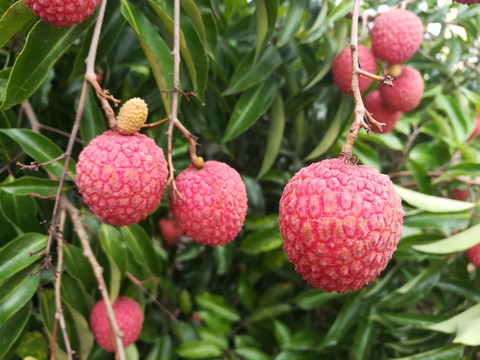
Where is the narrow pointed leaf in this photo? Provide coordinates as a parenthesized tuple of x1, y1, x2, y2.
(121, 224, 161, 277)
(0, 301, 31, 359)
(413, 223, 480, 254)
(99, 223, 128, 273)
(0, 1, 36, 49)
(255, 0, 278, 59)
(196, 292, 240, 322)
(0, 176, 67, 196)
(176, 340, 223, 358)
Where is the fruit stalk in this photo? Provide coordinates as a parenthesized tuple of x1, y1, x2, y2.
(340, 0, 384, 162)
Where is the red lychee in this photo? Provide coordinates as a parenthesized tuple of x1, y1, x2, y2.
(364, 90, 402, 133)
(170, 161, 248, 246)
(465, 243, 480, 267)
(76, 130, 168, 226)
(454, 0, 480, 4)
(380, 66, 424, 112)
(332, 45, 378, 94)
(90, 296, 143, 352)
(279, 158, 404, 293)
(371, 9, 423, 64)
(159, 218, 183, 246)
(469, 117, 480, 140)
(24, 0, 101, 27)
(450, 188, 469, 201)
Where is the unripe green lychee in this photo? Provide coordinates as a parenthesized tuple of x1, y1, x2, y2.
(170, 161, 248, 246)
(116, 98, 148, 136)
(364, 90, 402, 133)
(380, 66, 424, 112)
(90, 296, 143, 352)
(24, 0, 101, 27)
(371, 9, 423, 64)
(76, 130, 168, 226)
(332, 45, 378, 94)
(279, 158, 404, 293)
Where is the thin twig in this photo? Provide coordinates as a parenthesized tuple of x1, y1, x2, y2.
(66, 200, 125, 359)
(17, 154, 66, 171)
(21, 100, 41, 133)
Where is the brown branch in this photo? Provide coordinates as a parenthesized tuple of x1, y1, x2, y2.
(26, 192, 56, 199)
(340, 0, 384, 163)
(66, 200, 125, 359)
(17, 154, 66, 171)
(357, 69, 393, 86)
(162, 89, 196, 101)
(0, 152, 24, 176)
(21, 100, 41, 133)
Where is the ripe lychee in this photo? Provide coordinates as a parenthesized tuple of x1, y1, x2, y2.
(469, 117, 480, 140)
(279, 158, 404, 293)
(363, 90, 402, 133)
(332, 45, 378, 94)
(450, 188, 469, 201)
(159, 218, 183, 246)
(454, 0, 480, 4)
(90, 296, 143, 352)
(465, 243, 480, 267)
(76, 130, 168, 226)
(170, 161, 248, 246)
(371, 9, 423, 64)
(24, 0, 101, 27)
(116, 98, 148, 136)
(380, 66, 424, 112)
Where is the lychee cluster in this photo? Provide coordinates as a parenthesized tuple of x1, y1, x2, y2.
(169, 161, 248, 246)
(24, 0, 101, 27)
(90, 296, 143, 352)
(279, 158, 404, 293)
(332, 8, 424, 133)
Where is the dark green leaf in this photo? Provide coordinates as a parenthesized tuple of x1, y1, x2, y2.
(255, 0, 278, 58)
(223, 76, 277, 142)
(99, 223, 128, 273)
(291, 289, 342, 310)
(80, 88, 106, 145)
(176, 340, 223, 358)
(0, 301, 31, 359)
(392, 344, 463, 360)
(234, 347, 271, 360)
(240, 227, 283, 255)
(276, 0, 306, 47)
(196, 292, 240, 322)
(63, 245, 96, 289)
(249, 303, 291, 323)
(0, 1, 36, 49)
(0, 176, 66, 197)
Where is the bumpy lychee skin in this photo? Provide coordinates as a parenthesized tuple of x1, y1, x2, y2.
(159, 218, 183, 246)
(90, 296, 143, 352)
(364, 90, 402, 133)
(170, 161, 248, 246)
(371, 9, 423, 64)
(454, 0, 480, 4)
(116, 98, 148, 136)
(332, 45, 378, 94)
(76, 130, 168, 226)
(465, 243, 480, 267)
(24, 0, 101, 27)
(279, 158, 404, 293)
(380, 66, 424, 112)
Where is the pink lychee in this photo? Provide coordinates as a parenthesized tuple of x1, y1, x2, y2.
(76, 130, 168, 226)
(469, 117, 480, 140)
(466, 243, 480, 266)
(159, 218, 183, 246)
(371, 9, 423, 64)
(450, 189, 469, 201)
(279, 158, 404, 293)
(380, 66, 424, 112)
(332, 45, 378, 94)
(24, 0, 101, 27)
(170, 161, 248, 246)
(364, 90, 402, 133)
(90, 296, 143, 352)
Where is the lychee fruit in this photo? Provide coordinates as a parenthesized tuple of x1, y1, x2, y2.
(454, 0, 480, 4)
(465, 243, 480, 267)
(159, 218, 183, 246)
(24, 0, 101, 27)
(363, 90, 402, 133)
(170, 161, 248, 246)
(90, 296, 143, 352)
(469, 117, 480, 140)
(279, 158, 404, 293)
(450, 188, 469, 201)
(332, 45, 378, 94)
(76, 130, 168, 226)
(371, 9, 423, 64)
(116, 98, 148, 136)
(380, 66, 424, 112)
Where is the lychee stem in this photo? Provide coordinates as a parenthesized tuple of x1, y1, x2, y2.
(340, 0, 386, 162)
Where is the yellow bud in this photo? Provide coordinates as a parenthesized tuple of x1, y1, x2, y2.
(116, 98, 148, 135)
(195, 156, 205, 169)
(387, 64, 402, 78)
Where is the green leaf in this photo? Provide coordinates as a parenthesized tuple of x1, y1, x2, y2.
(13, 331, 48, 360)
(291, 289, 342, 310)
(0, 176, 67, 197)
(80, 88, 106, 145)
(198, 327, 228, 350)
(65, 305, 95, 358)
(0, 232, 46, 284)
(393, 184, 475, 213)
(413, 223, 480, 254)
(0, 301, 31, 359)
(433, 161, 480, 184)
(255, 0, 278, 59)
(436, 94, 468, 143)
(121, 0, 174, 113)
(176, 340, 223, 358)
(99, 223, 128, 273)
(237, 269, 256, 311)
(258, 93, 285, 178)
(196, 292, 240, 322)
(0, 1, 36, 49)
(61, 275, 93, 320)
(273, 319, 291, 346)
(63, 245, 96, 289)
(121, 224, 162, 277)
(181, 0, 208, 48)
(248, 303, 291, 323)
(276, 0, 306, 47)
(234, 348, 271, 360)
(223, 76, 277, 142)
(240, 227, 283, 255)
(392, 344, 463, 360)
(1, 19, 93, 109)
(0, 265, 40, 326)
(223, 47, 282, 95)
(353, 306, 377, 360)
(0, 129, 76, 178)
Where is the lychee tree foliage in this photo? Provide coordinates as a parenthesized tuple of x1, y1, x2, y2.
(1, 0, 480, 359)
